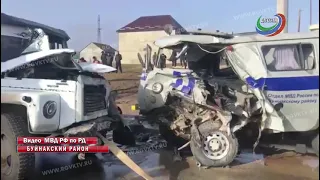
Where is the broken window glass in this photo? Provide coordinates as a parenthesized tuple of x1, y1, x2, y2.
(1, 35, 29, 62)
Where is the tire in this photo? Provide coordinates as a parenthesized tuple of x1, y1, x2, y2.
(311, 133, 319, 156)
(1, 113, 35, 180)
(190, 129, 238, 168)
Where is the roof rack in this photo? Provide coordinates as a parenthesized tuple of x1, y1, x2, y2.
(1, 13, 70, 40)
(187, 29, 234, 39)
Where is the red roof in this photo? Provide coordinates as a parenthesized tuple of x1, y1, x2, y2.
(117, 15, 185, 33)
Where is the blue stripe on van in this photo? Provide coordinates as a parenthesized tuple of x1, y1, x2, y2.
(171, 78, 183, 88)
(246, 76, 319, 91)
(140, 72, 147, 80)
(170, 77, 196, 95)
(173, 71, 182, 77)
(181, 77, 196, 94)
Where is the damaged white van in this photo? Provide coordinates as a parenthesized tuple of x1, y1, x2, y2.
(136, 28, 319, 167)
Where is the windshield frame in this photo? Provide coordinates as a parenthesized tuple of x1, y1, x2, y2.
(1, 28, 69, 63)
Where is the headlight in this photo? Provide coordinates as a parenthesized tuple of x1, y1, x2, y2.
(152, 82, 163, 94)
(43, 101, 57, 119)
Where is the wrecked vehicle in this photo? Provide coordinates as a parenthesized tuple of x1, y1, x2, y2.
(1, 16, 130, 180)
(135, 28, 319, 167)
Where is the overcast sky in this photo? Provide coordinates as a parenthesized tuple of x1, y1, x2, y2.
(2, 0, 319, 51)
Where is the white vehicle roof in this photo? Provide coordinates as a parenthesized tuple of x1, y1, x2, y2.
(154, 35, 222, 48)
(154, 31, 319, 48)
(222, 31, 319, 44)
(2, 13, 70, 40)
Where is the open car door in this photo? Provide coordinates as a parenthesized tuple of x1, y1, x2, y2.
(136, 44, 153, 111)
(138, 44, 152, 83)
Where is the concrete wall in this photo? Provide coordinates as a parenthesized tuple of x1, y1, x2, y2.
(118, 30, 175, 64)
(80, 43, 102, 63)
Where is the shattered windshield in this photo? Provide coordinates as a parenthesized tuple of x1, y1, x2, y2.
(1, 35, 30, 62)
(1, 28, 49, 62)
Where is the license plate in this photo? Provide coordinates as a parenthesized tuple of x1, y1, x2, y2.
(96, 121, 111, 131)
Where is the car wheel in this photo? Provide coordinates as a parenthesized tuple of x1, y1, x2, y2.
(1, 113, 35, 180)
(190, 130, 238, 168)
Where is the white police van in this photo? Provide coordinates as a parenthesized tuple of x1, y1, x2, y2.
(136, 26, 319, 168)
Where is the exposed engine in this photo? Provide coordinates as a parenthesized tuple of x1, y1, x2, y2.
(146, 77, 263, 141)
(137, 43, 269, 167)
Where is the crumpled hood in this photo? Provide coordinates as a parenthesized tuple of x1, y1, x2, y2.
(1, 49, 116, 73)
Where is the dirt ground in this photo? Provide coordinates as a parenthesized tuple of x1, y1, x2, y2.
(38, 150, 319, 180)
(105, 64, 142, 115)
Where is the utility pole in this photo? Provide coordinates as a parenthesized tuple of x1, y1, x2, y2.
(298, 9, 302, 32)
(310, 0, 312, 25)
(277, 0, 288, 33)
(97, 15, 102, 43)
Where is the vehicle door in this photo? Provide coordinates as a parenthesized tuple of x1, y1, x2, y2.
(138, 44, 153, 85)
(258, 38, 319, 132)
(137, 44, 155, 111)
